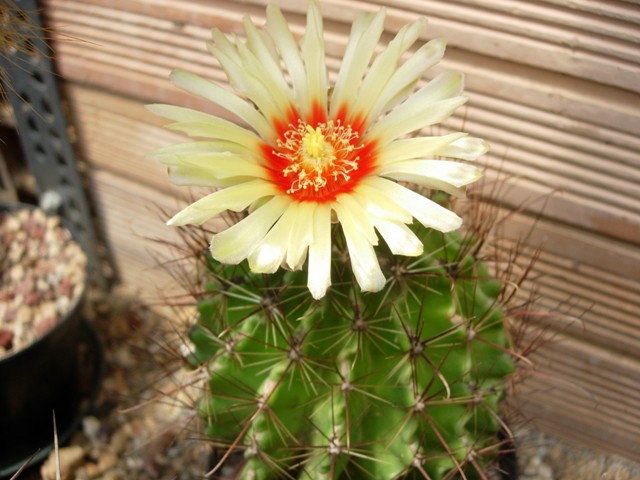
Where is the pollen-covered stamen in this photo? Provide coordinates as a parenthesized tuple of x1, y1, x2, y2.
(275, 119, 362, 195)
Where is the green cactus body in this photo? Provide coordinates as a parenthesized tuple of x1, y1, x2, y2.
(187, 223, 515, 479)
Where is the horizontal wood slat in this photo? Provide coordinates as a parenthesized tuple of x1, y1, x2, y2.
(89, 167, 185, 297)
(516, 333, 640, 462)
(39, 0, 640, 464)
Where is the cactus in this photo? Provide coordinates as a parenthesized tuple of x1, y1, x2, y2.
(184, 213, 515, 479)
(151, 2, 522, 478)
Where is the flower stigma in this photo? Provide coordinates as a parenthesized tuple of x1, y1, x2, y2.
(302, 125, 328, 160)
(276, 119, 362, 199)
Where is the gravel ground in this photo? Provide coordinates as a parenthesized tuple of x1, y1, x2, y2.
(13, 286, 639, 480)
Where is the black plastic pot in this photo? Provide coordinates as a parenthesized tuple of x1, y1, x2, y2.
(0, 318, 103, 477)
(0, 315, 103, 477)
(0, 205, 104, 477)
(497, 427, 519, 479)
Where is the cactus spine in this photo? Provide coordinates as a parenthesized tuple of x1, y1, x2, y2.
(186, 217, 515, 479)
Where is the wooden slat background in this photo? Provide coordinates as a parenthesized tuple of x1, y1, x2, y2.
(39, 0, 639, 462)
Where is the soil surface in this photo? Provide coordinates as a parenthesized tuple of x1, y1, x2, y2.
(12, 286, 640, 480)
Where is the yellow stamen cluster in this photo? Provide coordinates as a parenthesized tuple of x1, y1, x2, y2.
(276, 120, 361, 195)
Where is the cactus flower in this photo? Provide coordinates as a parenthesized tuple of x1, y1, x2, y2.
(149, 0, 487, 299)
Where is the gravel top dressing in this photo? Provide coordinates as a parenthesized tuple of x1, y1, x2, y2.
(0, 207, 87, 358)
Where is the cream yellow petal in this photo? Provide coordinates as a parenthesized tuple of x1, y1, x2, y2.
(336, 206, 386, 293)
(377, 133, 467, 165)
(367, 38, 447, 120)
(210, 195, 289, 265)
(146, 103, 261, 150)
(243, 16, 292, 96)
(378, 160, 482, 191)
(167, 165, 240, 188)
(208, 30, 293, 123)
(301, 0, 328, 111)
(170, 69, 274, 140)
(435, 136, 490, 160)
(373, 218, 423, 257)
(329, 8, 386, 119)
(368, 96, 467, 147)
(350, 188, 421, 255)
(388, 177, 468, 198)
(334, 195, 378, 245)
(364, 177, 462, 233)
(366, 72, 466, 144)
(149, 141, 245, 158)
(351, 183, 412, 224)
(352, 18, 426, 120)
(160, 152, 269, 181)
(265, 4, 309, 113)
(248, 203, 299, 273)
(167, 180, 277, 226)
(286, 202, 316, 270)
(308, 203, 332, 300)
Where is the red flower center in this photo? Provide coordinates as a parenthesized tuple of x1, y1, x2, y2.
(264, 112, 377, 203)
(278, 119, 361, 193)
